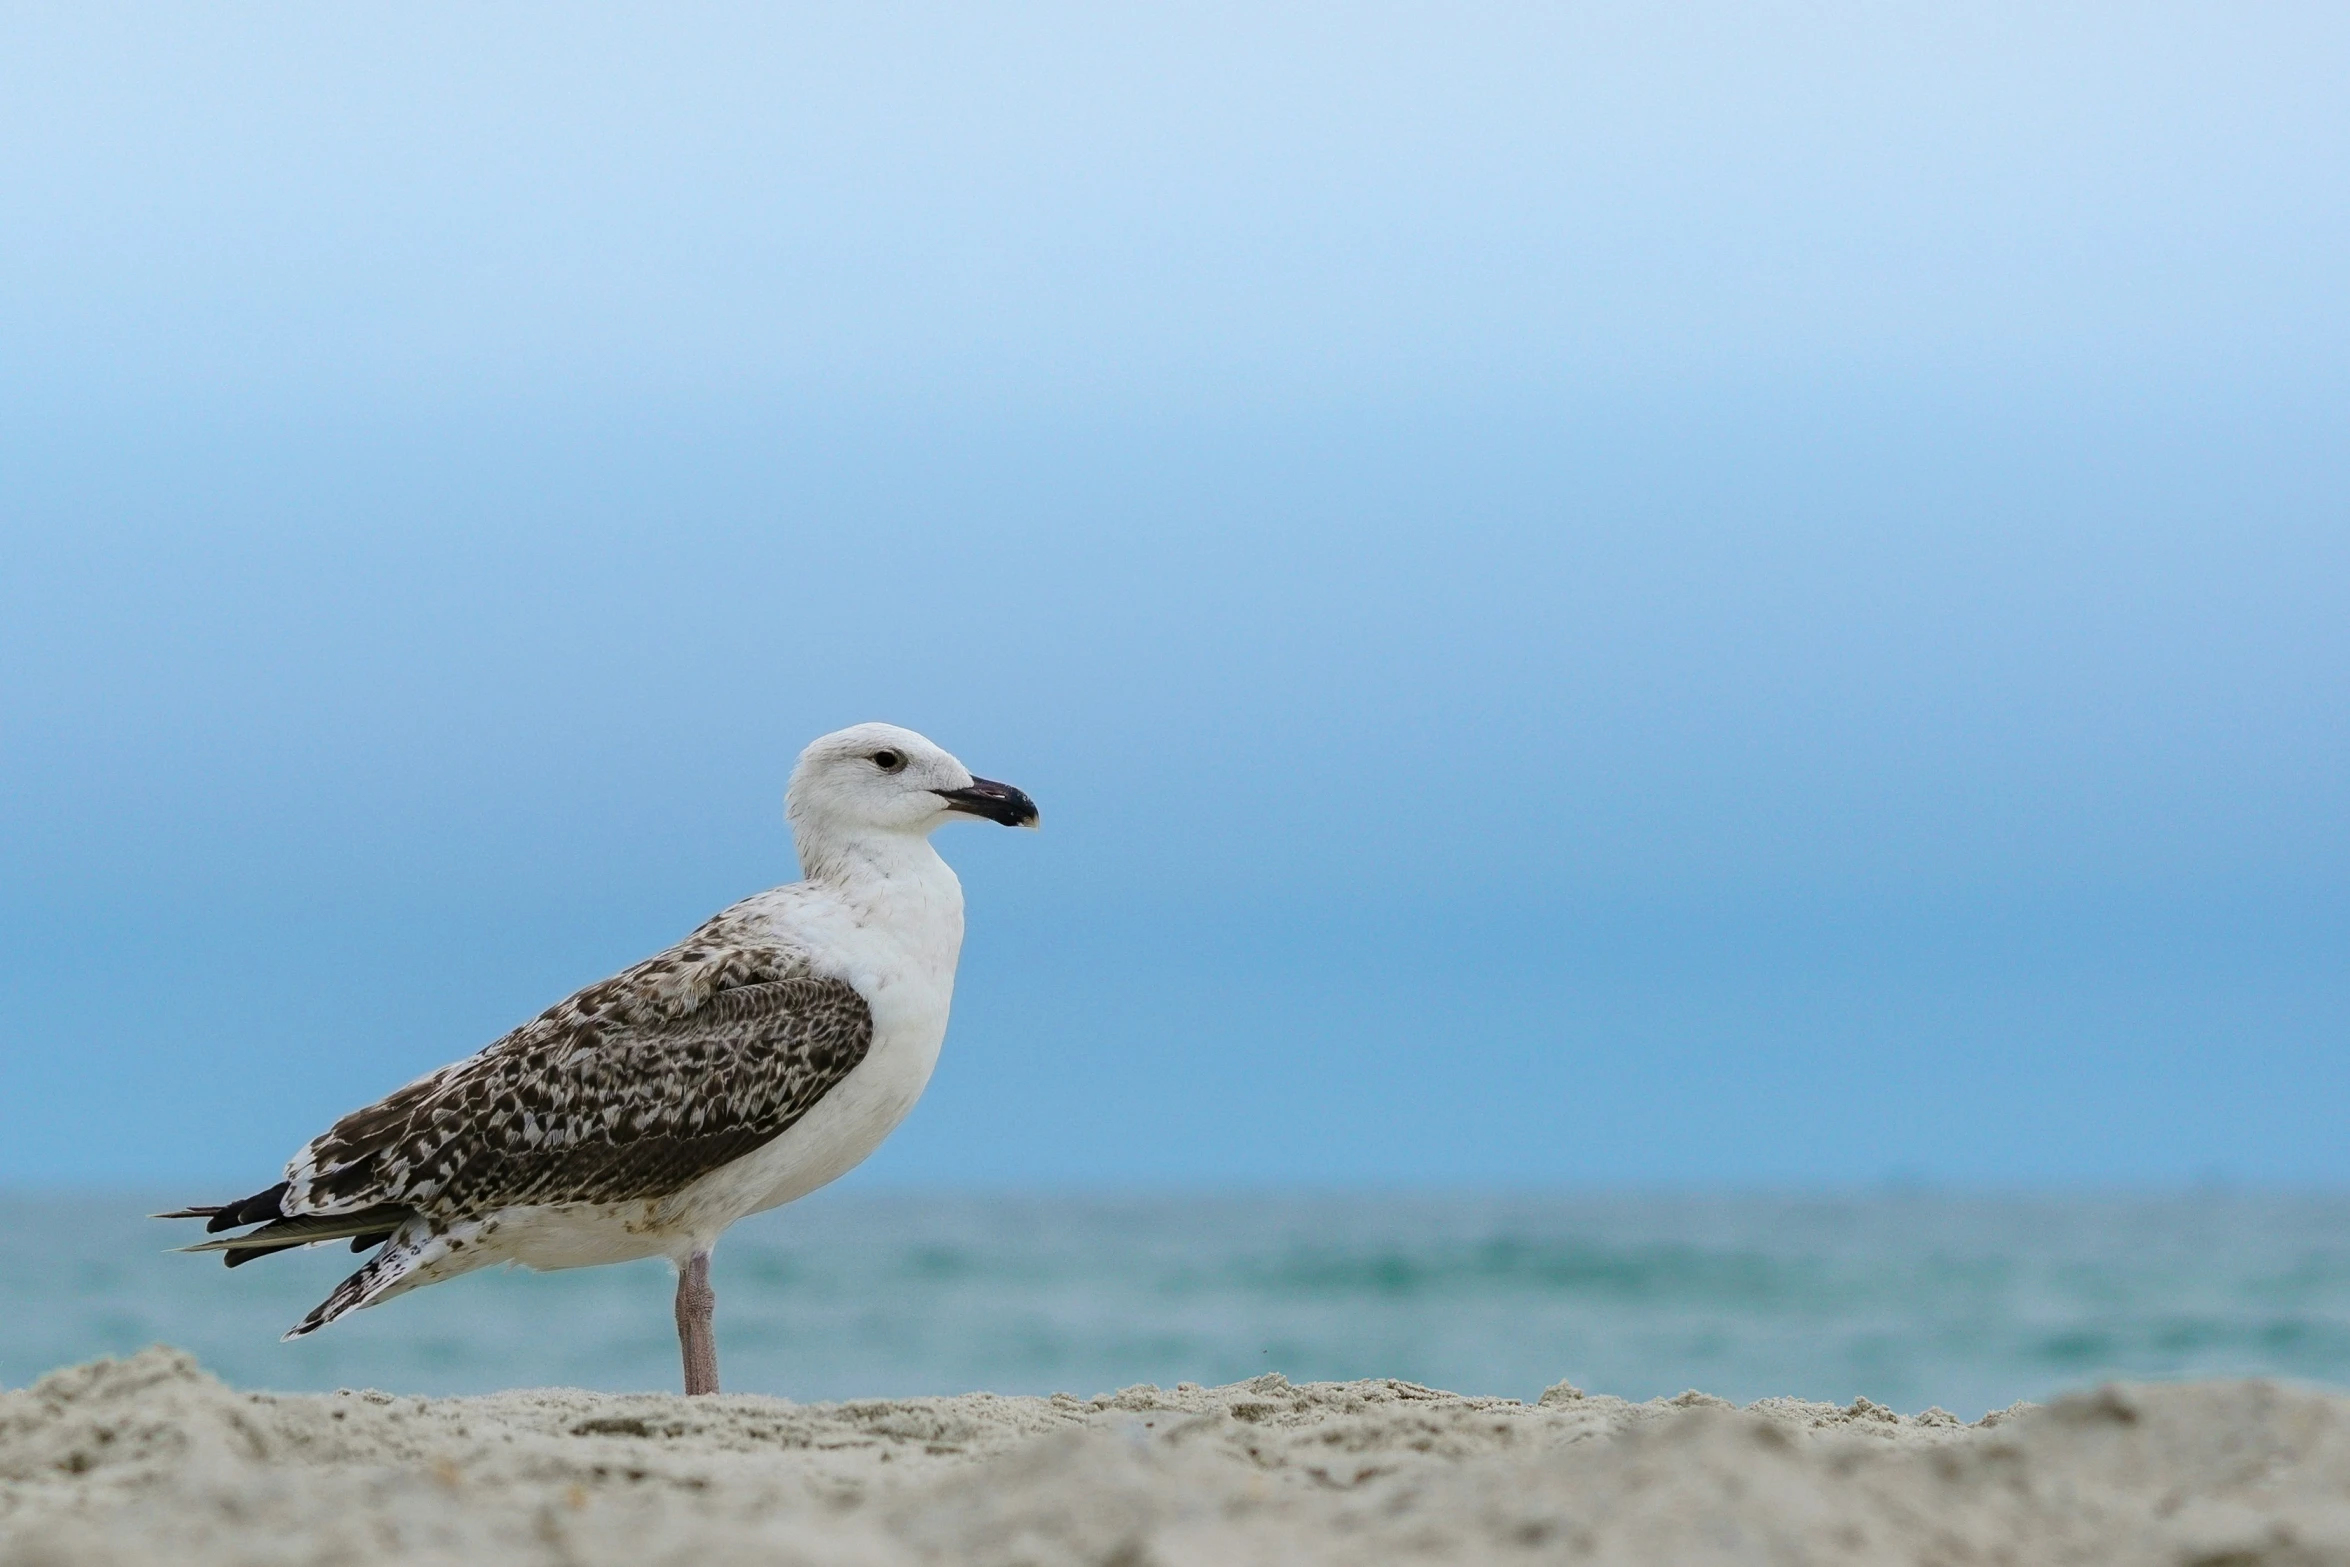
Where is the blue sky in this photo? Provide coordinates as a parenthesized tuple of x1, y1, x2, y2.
(2, 3, 2344, 1187)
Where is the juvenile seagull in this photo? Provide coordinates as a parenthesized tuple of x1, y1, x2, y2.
(159, 723, 1037, 1395)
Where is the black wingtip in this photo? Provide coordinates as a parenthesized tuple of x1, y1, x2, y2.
(154, 1194, 284, 1230)
(199, 1182, 292, 1233)
(223, 1240, 305, 1268)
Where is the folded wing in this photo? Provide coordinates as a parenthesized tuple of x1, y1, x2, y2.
(295, 973, 875, 1220)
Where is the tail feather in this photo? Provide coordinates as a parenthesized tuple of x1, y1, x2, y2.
(160, 1182, 454, 1340)
(288, 1266, 380, 1339)
(175, 1205, 415, 1258)
(287, 1223, 440, 1339)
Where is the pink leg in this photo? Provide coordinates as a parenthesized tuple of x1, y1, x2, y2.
(674, 1249, 719, 1396)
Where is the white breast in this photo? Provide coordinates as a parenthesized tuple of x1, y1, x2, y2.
(659, 842, 966, 1245)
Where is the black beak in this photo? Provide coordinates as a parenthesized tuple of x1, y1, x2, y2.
(935, 776, 1040, 828)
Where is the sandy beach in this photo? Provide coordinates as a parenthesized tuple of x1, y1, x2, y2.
(5, 1349, 2347, 1564)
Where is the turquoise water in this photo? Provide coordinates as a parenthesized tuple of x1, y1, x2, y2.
(8, 1191, 2350, 1420)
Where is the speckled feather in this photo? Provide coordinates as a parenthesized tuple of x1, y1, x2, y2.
(286, 909, 873, 1220)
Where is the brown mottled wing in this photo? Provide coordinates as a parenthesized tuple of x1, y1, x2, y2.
(297, 977, 873, 1216)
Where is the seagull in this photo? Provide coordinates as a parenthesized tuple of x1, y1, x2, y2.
(158, 723, 1037, 1395)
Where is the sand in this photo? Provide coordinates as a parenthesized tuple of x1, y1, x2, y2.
(5, 1349, 2349, 1565)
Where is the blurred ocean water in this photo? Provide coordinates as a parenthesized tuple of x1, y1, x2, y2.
(7, 1191, 2350, 1420)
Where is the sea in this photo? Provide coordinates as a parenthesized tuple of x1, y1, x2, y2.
(7, 1190, 2350, 1421)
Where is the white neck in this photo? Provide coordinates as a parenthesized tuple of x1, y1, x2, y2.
(794, 821, 949, 892)
(792, 820, 966, 966)
(783, 789, 973, 1000)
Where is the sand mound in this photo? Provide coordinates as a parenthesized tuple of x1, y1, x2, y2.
(5, 1348, 2348, 1564)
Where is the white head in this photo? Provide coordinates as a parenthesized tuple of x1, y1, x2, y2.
(786, 722, 1038, 874)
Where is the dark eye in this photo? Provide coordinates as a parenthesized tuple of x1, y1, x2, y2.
(871, 750, 906, 772)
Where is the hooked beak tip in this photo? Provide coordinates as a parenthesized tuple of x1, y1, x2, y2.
(935, 777, 1039, 829)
